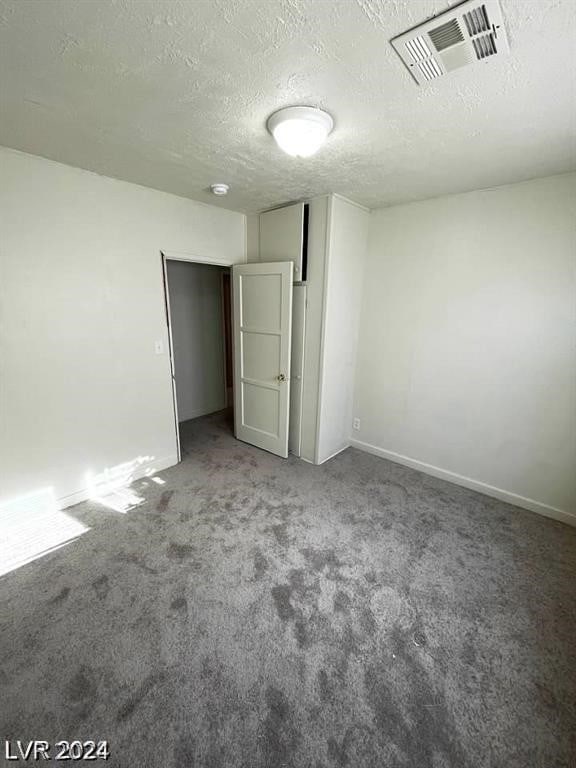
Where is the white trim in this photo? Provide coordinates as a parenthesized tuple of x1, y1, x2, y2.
(161, 252, 235, 464)
(331, 192, 371, 213)
(317, 443, 349, 464)
(56, 454, 179, 510)
(313, 194, 334, 464)
(162, 250, 237, 267)
(220, 271, 229, 412)
(178, 405, 227, 422)
(161, 253, 181, 462)
(259, 192, 370, 217)
(258, 199, 309, 215)
(257, 194, 331, 216)
(243, 214, 248, 264)
(350, 439, 576, 528)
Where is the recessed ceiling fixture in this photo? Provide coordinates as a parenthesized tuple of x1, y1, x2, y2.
(210, 183, 229, 196)
(267, 106, 334, 158)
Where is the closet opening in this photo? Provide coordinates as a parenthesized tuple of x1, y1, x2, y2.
(162, 255, 233, 460)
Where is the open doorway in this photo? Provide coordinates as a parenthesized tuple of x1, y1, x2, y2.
(163, 257, 233, 459)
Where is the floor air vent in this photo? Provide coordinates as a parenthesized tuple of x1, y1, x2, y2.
(391, 0, 509, 85)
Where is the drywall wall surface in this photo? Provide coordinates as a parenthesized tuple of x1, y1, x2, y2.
(246, 215, 260, 263)
(0, 147, 245, 509)
(317, 196, 369, 462)
(300, 196, 329, 463)
(353, 173, 576, 521)
(167, 261, 226, 422)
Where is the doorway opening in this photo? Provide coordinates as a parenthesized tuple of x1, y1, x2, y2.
(162, 256, 233, 460)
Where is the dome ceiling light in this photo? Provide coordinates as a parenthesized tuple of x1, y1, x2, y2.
(210, 183, 229, 195)
(267, 106, 334, 158)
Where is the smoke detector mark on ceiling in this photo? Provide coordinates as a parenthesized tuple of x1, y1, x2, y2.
(391, 0, 509, 86)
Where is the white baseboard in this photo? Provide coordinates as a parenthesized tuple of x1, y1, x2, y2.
(298, 444, 349, 465)
(179, 403, 227, 422)
(350, 439, 576, 528)
(57, 453, 179, 511)
(317, 444, 350, 465)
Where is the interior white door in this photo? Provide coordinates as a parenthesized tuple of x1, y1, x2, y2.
(233, 262, 293, 458)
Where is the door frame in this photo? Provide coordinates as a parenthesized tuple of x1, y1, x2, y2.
(289, 285, 306, 458)
(220, 271, 233, 408)
(160, 251, 236, 462)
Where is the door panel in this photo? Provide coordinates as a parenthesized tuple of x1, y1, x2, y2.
(243, 333, 281, 381)
(241, 274, 283, 328)
(233, 262, 293, 457)
(242, 383, 279, 435)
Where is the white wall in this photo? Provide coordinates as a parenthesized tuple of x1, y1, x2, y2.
(246, 214, 260, 263)
(0, 147, 245, 509)
(353, 173, 576, 524)
(167, 261, 226, 422)
(317, 196, 369, 463)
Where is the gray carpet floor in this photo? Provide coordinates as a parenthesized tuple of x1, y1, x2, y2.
(1, 410, 575, 768)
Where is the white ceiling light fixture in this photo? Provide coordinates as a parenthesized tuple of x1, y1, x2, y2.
(210, 183, 229, 195)
(267, 106, 334, 158)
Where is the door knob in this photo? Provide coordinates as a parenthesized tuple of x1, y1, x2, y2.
(277, 373, 286, 382)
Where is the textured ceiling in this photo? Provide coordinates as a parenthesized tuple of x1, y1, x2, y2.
(1, 0, 575, 213)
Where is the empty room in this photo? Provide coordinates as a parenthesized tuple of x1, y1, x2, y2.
(1, 1, 575, 766)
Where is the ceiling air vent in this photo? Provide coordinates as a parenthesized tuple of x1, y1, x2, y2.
(428, 19, 465, 51)
(391, 0, 509, 86)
